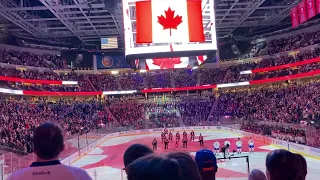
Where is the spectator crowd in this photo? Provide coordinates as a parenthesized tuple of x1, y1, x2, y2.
(0, 47, 319, 92)
(0, 98, 112, 154)
(0, 48, 66, 68)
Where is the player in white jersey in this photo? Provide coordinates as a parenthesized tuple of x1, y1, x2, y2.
(236, 138, 242, 154)
(213, 141, 220, 155)
(248, 137, 255, 153)
(224, 138, 230, 155)
(8, 122, 91, 180)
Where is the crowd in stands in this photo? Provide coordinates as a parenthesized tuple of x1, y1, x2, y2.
(234, 48, 320, 72)
(224, 48, 320, 83)
(0, 98, 111, 154)
(173, 69, 199, 87)
(0, 48, 65, 68)
(213, 79, 320, 125)
(225, 60, 320, 83)
(89, 74, 118, 91)
(0, 30, 320, 92)
(0, 46, 319, 92)
(199, 68, 226, 85)
(145, 102, 180, 127)
(255, 48, 320, 69)
(109, 103, 144, 127)
(2, 77, 318, 153)
(5, 80, 95, 92)
(119, 73, 144, 90)
(241, 123, 306, 144)
(260, 31, 320, 55)
(178, 100, 213, 124)
(146, 71, 172, 88)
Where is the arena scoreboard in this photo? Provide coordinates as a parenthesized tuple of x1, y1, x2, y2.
(122, 0, 217, 69)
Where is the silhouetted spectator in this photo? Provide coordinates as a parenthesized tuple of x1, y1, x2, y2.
(8, 122, 91, 180)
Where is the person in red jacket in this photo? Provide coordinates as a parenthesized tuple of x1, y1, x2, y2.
(183, 131, 187, 138)
(199, 134, 204, 147)
(183, 135, 188, 148)
(176, 132, 180, 142)
(152, 138, 157, 150)
(190, 130, 195, 142)
(161, 132, 165, 143)
(164, 137, 169, 149)
(169, 132, 173, 141)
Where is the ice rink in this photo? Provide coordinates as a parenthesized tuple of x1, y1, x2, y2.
(72, 130, 320, 180)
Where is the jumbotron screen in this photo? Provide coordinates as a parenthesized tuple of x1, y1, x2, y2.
(122, 0, 217, 67)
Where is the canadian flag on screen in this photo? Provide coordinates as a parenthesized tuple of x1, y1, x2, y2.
(146, 57, 189, 70)
(135, 0, 205, 43)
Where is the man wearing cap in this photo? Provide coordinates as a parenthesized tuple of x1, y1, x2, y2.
(8, 122, 91, 180)
(195, 149, 218, 180)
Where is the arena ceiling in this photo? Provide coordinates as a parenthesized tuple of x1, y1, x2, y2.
(0, 0, 301, 48)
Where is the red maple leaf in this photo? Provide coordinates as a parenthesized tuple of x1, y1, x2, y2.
(157, 7, 183, 36)
(152, 57, 181, 69)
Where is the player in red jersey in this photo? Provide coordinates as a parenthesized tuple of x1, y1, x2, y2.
(176, 131, 180, 142)
(183, 130, 187, 138)
(152, 138, 157, 150)
(168, 131, 173, 141)
(199, 134, 204, 147)
(182, 135, 188, 148)
(164, 137, 169, 149)
(161, 132, 165, 143)
(190, 130, 195, 142)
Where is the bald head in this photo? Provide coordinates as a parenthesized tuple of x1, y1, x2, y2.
(33, 122, 64, 160)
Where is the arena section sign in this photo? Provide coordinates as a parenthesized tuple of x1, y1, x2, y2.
(60, 126, 320, 165)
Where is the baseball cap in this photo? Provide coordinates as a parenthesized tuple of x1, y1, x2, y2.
(195, 149, 218, 172)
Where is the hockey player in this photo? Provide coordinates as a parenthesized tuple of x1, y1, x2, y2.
(190, 130, 195, 142)
(183, 135, 188, 148)
(169, 131, 173, 141)
(161, 132, 165, 143)
(224, 138, 230, 155)
(199, 134, 204, 147)
(164, 137, 169, 149)
(213, 140, 220, 155)
(176, 131, 181, 142)
(248, 137, 255, 153)
(152, 138, 157, 150)
(183, 131, 187, 139)
(236, 138, 242, 154)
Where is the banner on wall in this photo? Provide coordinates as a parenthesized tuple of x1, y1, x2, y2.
(96, 54, 129, 69)
(298, 2, 308, 24)
(291, 6, 299, 28)
(306, 0, 316, 19)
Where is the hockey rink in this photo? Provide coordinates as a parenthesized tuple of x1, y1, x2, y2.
(71, 130, 320, 180)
